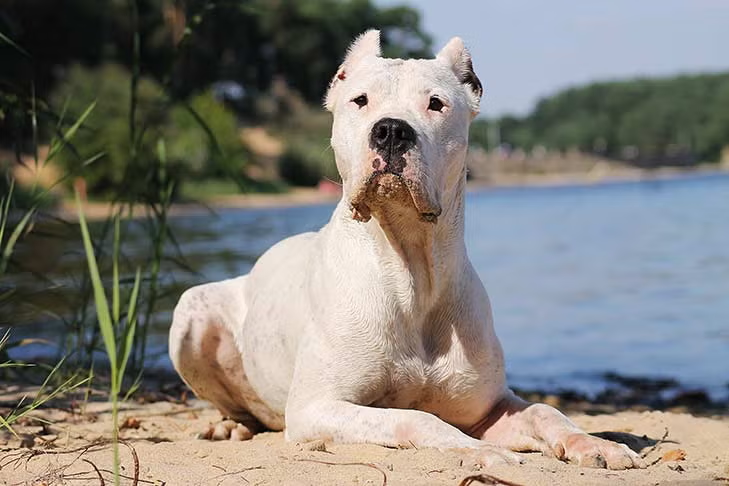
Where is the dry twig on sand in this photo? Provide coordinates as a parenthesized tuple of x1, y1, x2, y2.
(641, 427, 670, 466)
(458, 473, 526, 486)
(83, 458, 106, 485)
(210, 465, 265, 485)
(0, 438, 152, 486)
(292, 457, 388, 486)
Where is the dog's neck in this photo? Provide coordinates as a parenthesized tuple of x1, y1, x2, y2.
(335, 171, 468, 310)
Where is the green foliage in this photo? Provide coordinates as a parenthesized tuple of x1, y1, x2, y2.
(279, 136, 337, 187)
(168, 91, 247, 179)
(481, 73, 729, 165)
(274, 106, 338, 187)
(50, 64, 246, 198)
(51, 63, 166, 197)
(2, 0, 432, 194)
(1, 0, 431, 105)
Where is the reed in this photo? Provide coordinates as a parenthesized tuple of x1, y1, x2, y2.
(76, 197, 141, 485)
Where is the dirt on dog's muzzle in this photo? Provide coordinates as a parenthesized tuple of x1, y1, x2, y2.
(350, 172, 442, 224)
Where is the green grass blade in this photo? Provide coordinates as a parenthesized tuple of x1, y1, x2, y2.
(46, 100, 97, 163)
(122, 377, 141, 401)
(31, 83, 39, 168)
(0, 362, 34, 369)
(112, 213, 121, 324)
(0, 30, 30, 57)
(118, 268, 141, 381)
(0, 204, 36, 275)
(0, 357, 90, 434)
(0, 414, 18, 437)
(16, 374, 91, 425)
(0, 288, 15, 302)
(38, 356, 65, 391)
(0, 329, 9, 349)
(76, 191, 117, 368)
(54, 96, 71, 133)
(0, 181, 14, 250)
(37, 152, 105, 199)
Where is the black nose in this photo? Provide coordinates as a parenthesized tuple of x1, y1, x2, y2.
(369, 118, 416, 169)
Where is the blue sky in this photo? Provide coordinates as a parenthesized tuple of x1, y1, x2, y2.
(376, 0, 729, 116)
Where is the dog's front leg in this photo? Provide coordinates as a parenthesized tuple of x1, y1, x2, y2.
(286, 400, 523, 466)
(476, 391, 645, 469)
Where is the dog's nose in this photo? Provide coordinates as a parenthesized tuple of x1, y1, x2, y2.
(369, 118, 416, 170)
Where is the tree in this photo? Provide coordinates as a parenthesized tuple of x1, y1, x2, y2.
(477, 73, 729, 165)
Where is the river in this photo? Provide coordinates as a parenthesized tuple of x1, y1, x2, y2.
(4, 173, 729, 401)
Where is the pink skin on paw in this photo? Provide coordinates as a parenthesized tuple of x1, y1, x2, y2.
(562, 433, 645, 470)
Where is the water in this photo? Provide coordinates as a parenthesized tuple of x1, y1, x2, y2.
(467, 175, 729, 399)
(5, 174, 729, 400)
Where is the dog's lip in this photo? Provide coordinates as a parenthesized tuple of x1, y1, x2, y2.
(365, 170, 392, 184)
(350, 171, 441, 224)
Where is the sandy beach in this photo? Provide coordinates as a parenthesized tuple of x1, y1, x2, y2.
(6, 165, 728, 485)
(1, 392, 728, 486)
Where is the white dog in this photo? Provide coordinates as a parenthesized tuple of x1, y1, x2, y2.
(169, 31, 644, 469)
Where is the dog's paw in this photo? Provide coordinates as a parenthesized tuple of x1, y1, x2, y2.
(197, 419, 255, 441)
(557, 433, 646, 470)
(464, 444, 526, 468)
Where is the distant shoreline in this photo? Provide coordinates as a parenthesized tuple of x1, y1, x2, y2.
(467, 162, 729, 191)
(57, 163, 729, 221)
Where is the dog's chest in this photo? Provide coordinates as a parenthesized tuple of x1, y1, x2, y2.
(373, 354, 491, 428)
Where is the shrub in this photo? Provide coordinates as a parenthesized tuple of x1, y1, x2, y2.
(167, 91, 247, 180)
(51, 64, 165, 198)
(51, 64, 247, 199)
(278, 135, 337, 187)
(274, 105, 338, 187)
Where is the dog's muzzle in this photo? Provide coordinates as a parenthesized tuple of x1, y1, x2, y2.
(350, 117, 440, 224)
(369, 118, 416, 174)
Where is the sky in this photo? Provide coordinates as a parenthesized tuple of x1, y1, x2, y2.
(376, 0, 729, 116)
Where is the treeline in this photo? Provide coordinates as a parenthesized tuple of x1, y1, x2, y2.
(472, 73, 729, 166)
(1, 0, 430, 104)
(0, 0, 430, 199)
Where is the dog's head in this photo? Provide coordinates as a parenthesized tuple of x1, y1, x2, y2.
(325, 30, 482, 224)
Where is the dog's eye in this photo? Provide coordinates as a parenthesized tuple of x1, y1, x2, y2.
(428, 96, 444, 112)
(351, 94, 368, 108)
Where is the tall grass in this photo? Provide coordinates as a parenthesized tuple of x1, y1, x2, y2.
(1, 5, 239, 483)
(1, 182, 89, 438)
(77, 196, 141, 485)
(0, 181, 35, 276)
(1, 5, 168, 481)
(134, 139, 174, 371)
(0, 329, 90, 436)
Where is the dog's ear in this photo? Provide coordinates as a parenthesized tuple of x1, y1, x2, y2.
(325, 30, 381, 111)
(437, 37, 482, 116)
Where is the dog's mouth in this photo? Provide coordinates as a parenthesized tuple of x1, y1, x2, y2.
(349, 171, 441, 224)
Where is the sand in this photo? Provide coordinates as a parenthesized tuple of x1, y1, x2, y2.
(1, 398, 727, 486)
